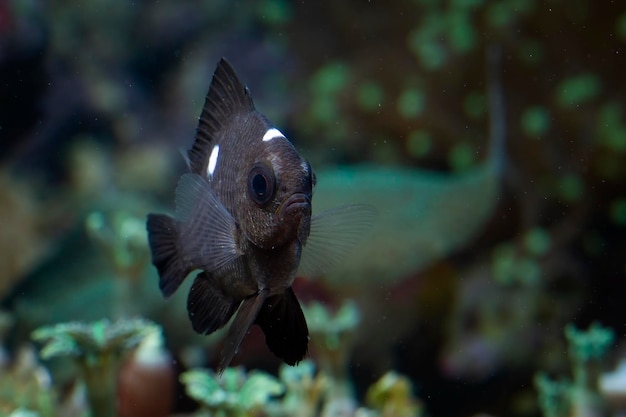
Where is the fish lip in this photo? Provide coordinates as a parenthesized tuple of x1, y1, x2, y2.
(278, 193, 311, 218)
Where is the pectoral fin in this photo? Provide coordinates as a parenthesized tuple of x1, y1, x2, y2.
(298, 203, 377, 278)
(175, 173, 242, 272)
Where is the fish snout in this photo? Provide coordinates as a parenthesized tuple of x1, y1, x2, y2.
(279, 192, 312, 218)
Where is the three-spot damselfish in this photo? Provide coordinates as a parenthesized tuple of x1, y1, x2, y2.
(146, 58, 375, 372)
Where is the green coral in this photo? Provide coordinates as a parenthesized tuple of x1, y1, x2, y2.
(180, 367, 283, 417)
(535, 323, 615, 417)
(365, 371, 423, 417)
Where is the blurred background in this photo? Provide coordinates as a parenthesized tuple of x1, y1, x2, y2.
(1, 1, 626, 416)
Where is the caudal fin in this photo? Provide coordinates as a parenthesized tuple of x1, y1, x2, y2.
(255, 287, 309, 366)
(146, 213, 190, 298)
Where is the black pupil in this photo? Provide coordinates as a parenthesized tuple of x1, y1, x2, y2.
(252, 173, 267, 196)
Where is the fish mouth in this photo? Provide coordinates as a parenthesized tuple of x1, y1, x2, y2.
(278, 193, 312, 218)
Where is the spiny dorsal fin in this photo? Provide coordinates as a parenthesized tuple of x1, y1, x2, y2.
(188, 58, 255, 175)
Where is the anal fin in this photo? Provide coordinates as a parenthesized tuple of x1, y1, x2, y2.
(218, 289, 269, 373)
(255, 287, 309, 366)
(187, 272, 239, 335)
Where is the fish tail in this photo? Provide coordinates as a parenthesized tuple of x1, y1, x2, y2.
(146, 213, 189, 298)
(254, 287, 309, 366)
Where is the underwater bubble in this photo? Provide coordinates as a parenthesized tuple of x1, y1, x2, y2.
(523, 228, 551, 257)
(463, 91, 486, 120)
(448, 142, 476, 172)
(609, 199, 626, 226)
(397, 88, 426, 119)
(406, 130, 432, 158)
(617, 13, 626, 42)
(521, 106, 550, 137)
(357, 81, 385, 112)
(557, 174, 584, 202)
(556, 73, 601, 108)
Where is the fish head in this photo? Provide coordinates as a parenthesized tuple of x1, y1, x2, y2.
(239, 130, 314, 250)
(185, 58, 315, 251)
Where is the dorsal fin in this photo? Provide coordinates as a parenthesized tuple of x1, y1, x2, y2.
(188, 58, 255, 175)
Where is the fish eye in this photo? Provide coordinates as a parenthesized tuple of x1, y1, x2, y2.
(248, 163, 275, 206)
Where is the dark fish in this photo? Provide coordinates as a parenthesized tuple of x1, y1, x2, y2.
(146, 59, 375, 372)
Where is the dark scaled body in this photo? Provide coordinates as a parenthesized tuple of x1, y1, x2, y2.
(147, 59, 312, 371)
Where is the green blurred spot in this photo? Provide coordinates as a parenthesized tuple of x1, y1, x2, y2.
(408, 26, 447, 70)
(557, 174, 584, 202)
(257, 0, 291, 25)
(310, 63, 349, 96)
(464, 91, 486, 119)
(492, 243, 516, 284)
(417, 41, 447, 70)
(447, 11, 477, 53)
(521, 106, 550, 137)
(310, 96, 338, 126)
(357, 81, 385, 112)
(448, 142, 475, 171)
(406, 130, 432, 158)
(616, 13, 626, 42)
(517, 258, 542, 284)
(397, 88, 426, 118)
(597, 102, 626, 152)
(486, 2, 514, 28)
(609, 199, 626, 225)
(523, 228, 551, 257)
(556, 73, 601, 108)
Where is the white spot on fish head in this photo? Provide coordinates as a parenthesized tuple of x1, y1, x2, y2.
(207, 144, 219, 177)
(262, 127, 285, 142)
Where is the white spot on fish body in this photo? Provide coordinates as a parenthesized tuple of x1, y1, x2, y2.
(208, 144, 219, 177)
(301, 160, 309, 175)
(262, 128, 285, 142)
